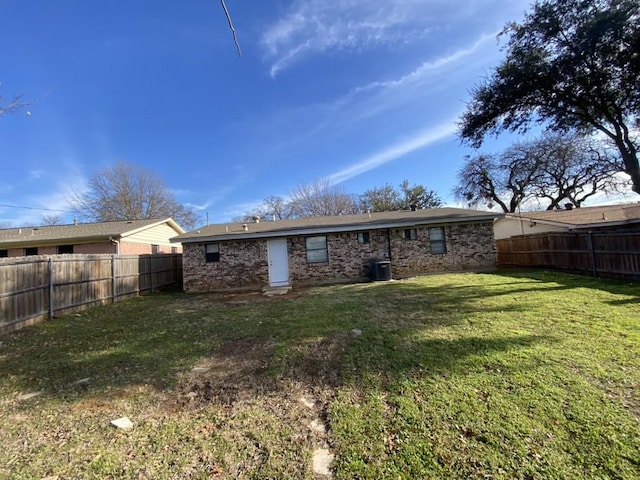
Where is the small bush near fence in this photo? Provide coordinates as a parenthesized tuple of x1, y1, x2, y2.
(497, 232, 640, 280)
(0, 254, 182, 332)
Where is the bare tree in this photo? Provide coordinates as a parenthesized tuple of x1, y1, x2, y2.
(40, 214, 63, 226)
(0, 91, 29, 117)
(289, 178, 358, 217)
(70, 161, 199, 228)
(454, 134, 627, 212)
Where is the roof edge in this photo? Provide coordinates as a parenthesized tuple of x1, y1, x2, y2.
(174, 215, 500, 243)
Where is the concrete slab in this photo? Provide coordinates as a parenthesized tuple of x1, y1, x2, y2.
(310, 419, 326, 433)
(312, 448, 334, 476)
(110, 417, 133, 430)
(18, 391, 42, 401)
(191, 367, 210, 373)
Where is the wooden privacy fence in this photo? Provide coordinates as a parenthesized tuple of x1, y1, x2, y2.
(497, 232, 640, 280)
(0, 253, 182, 332)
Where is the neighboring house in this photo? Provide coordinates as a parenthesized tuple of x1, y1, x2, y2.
(0, 218, 184, 257)
(494, 203, 640, 240)
(173, 208, 502, 293)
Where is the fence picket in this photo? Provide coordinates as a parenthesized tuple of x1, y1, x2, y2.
(0, 254, 182, 332)
(497, 232, 640, 280)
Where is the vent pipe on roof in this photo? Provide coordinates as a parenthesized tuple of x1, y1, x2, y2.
(252, 215, 260, 223)
(242, 224, 249, 232)
(564, 203, 573, 210)
(73, 218, 78, 225)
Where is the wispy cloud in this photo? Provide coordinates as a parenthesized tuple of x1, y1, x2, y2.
(28, 169, 47, 180)
(351, 32, 496, 96)
(328, 120, 457, 184)
(260, 0, 528, 76)
(262, 0, 437, 76)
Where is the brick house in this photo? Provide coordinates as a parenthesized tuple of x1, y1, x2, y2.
(174, 208, 501, 293)
(0, 218, 184, 257)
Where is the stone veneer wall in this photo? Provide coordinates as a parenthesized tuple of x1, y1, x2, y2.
(182, 221, 497, 293)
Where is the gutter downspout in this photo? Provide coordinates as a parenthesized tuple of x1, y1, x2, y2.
(386, 229, 392, 262)
(109, 236, 120, 254)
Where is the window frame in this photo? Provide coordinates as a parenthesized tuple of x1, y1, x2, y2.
(428, 227, 447, 255)
(404, 228, 417, 240)
(151, 244, 159, 254)
(305, 235, 329, 263)
(0, 249, 7, 258)
(204, 243, 220, 263)
(357, 232, 370, 245)
(57, 245, 74, 254)
(25, 247, 38, 256)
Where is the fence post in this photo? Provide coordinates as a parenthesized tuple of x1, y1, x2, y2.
(48, 257, 54, 320)
(587, 232, 598, 277)
(112, 255, 117, 303)
(149, 255, 154, 293)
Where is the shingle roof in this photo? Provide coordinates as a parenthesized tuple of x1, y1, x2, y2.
(175, 208, 501, 243)
(505, 203, 640, 228)
(0, 218, 183, 248)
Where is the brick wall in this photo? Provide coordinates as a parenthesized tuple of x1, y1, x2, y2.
(182, 239, 269, 292)
(74, 242, 117, 254)
(119, 241, 179, 254)
(182, 221, 497, 293)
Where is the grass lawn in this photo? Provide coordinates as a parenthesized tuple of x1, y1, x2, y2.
(1, 269, 639, 479)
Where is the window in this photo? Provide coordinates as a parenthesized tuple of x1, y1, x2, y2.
(58, 245, 74, 254)
(171, 247, 178, 254)
(429, 227, 447, 254)
(25, 247, 38, 256)
(357, 232, 370, 244)
(306, 236, 328, 263)
(404, 228, 417, 240)
(151, 244, 159, 254)
(205, 243, 220, 263)
(0, 249, 7, 258)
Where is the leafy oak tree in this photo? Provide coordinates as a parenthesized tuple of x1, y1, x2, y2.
(359, 180, 442, 212)
(71, 161, 198, 229)
(455, 134, 626, 212)
(459, 0, 640, 193)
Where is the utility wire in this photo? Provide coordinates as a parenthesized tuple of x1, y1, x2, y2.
(220, 0, 241, 57)
(0, 203, 71, 213)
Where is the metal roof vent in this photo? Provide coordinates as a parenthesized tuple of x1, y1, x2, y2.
(242, 224, 249, 231)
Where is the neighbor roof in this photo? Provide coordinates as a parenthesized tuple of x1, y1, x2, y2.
(504, 203, 640, 229)
(0, 218, 184, 248)
(174, 208, 501, 243)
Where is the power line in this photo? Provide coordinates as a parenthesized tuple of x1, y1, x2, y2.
(0, 203, 71, 213)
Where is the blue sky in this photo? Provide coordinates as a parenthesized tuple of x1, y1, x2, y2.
(1, 0, 630, 227)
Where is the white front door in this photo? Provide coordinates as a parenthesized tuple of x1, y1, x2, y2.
(267, 238, 290, 286)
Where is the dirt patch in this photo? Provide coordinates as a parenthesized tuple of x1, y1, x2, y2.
(165, 333, 349, 472)
(177, 337, 277, 406)
(173, 333, 349, 409)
